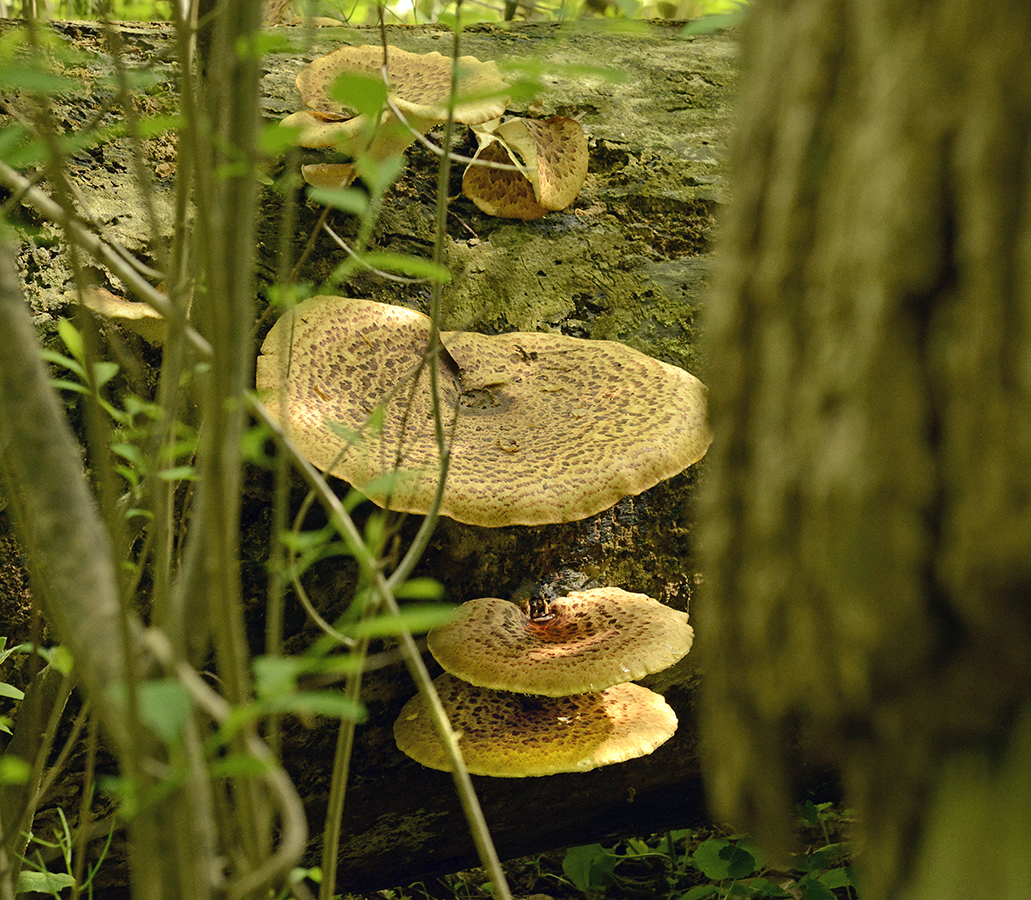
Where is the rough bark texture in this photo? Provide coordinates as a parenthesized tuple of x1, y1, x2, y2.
(698, 2, 1031, 899)
(0, 18, 736, 895)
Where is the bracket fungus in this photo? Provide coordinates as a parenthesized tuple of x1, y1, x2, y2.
(427, 588, 694, 696)
(282, 44, 509, 161)
(463, 116, 589, 220)
(393, 673, 678, 777)
(255, 296, 712, 527)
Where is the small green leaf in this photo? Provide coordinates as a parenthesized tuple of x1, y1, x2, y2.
(156, 465, 197, 482)
(307, 186, 369, 216)
(57, 318, 85, 365)
(682, 9, 747, 37)
(393, 578, 445, 601)
(795, 875, 837, 900)
(349, 604, 455, 639)
(330, 71, 389, 119)
(813, 866, 852, 890)
(691, 838, 734, 880)
(261, 121, 304, 156)
(93, 360, 120, 389)
(0, 755, 31, 785)
(360, 252, 451, 283)
(561, 844, 613, 893)
(722, 843, 759, 879)
(16, 870, 76, 895)
(208, 753, 272, 779)
(265, 690, 366, 721)
(0, 682, 25, 700)
(138, 679, 194, 744)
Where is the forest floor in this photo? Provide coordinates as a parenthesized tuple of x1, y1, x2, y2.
(336, 801, 859, 900)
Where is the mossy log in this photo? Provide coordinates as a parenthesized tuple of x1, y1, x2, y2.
(0, 18, 736, 894)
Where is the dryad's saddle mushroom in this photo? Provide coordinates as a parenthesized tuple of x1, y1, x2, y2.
(393, 586, 692, 777)
(463, 116, 589, 220)
(255, 296, 712, 527)
(426, 588, 694, 696)
(282, 44, 509, 160)
(393, 673, 678, 777)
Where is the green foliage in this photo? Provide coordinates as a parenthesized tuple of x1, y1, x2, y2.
(557, 802, 858, 900)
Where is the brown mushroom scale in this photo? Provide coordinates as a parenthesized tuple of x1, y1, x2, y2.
(256, 296, 712, 527)
(426, 588, 694, 696)
(393, 673, 678, 777)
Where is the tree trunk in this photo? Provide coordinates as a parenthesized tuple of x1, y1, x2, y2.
(0, 18, 736, 895)
(698, 2, 1031, 899)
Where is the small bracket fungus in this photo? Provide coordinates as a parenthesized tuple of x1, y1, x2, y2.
(393, 673, 678, 777)
(255, 296, 712, 527)
(283, 44, 509, 160)
(427, 588, 694, 696)
(462, 116, 589, 220)
(67, 287, 169, 345)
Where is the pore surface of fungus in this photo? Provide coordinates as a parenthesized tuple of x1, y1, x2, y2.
(463, 116, 589, 220)
(427, 588, 694, 696)
(283, 44, 508, 156)
(393, 673, 678, 777)
(255, 296, 711, 527)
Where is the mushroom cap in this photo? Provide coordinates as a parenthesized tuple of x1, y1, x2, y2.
(462, 135, 548, 220)
(463, 116, 589, 219)
(255, 296, 712, 527)
(393, 673, 678, 777)
(427, 588, 694, 696)
(296, 44, 509, 126)
(68, 287, 169, 345)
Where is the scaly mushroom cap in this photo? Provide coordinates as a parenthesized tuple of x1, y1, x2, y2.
(463, 116, 589, 220)
(255, 296, 712, 527)
(427, 588, 694, 696)
(393, 673, 678, 777)
(297, 44, 509, 126)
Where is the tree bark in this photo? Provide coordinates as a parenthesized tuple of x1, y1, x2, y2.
(698, 2, 1031, 898)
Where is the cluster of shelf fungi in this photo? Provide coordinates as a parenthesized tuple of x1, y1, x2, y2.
(256, 294, 713, 777)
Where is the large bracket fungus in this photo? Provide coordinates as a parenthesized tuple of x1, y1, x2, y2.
(282, 44, 509, 160)
(394, 587, 690, 776)
(393, 673, 678, 777)
(462, 116, 589, 220)
(255, 296, 712, 527)
(426, 588, 694, 696)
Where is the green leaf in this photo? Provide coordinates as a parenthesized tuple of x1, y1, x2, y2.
(722, 843, 759, 879)
(208, 753, 272, 779)
(0, 755, 31, 785)
(691, 838, 734, 880)
(57, 318, 85, 365)
(355, 154, 404, 196)
(0, 682, 25, 700)
(349, 604, 455, 639)
(360, 251, 451, 283)
(795, 876, 837, 900)
(156, 465, 197, 482)
(561, 844, 614, 893)
(813, 866, 852, 890)
(260, 121, 304, 156)
(93, 360, 120, 389)
(16, 870, 76, 895)
(138, 679, 194, 744)
(39, 349, 86, 381)
(393, 578, 445, 601)
(330, 71, 389, 119)
(682, 9, 747, 37)
(265, 689, 366, 721)
(307, 186, 370, 216)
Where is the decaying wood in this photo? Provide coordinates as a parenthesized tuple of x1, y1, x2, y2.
(0, 17, 737, 894)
